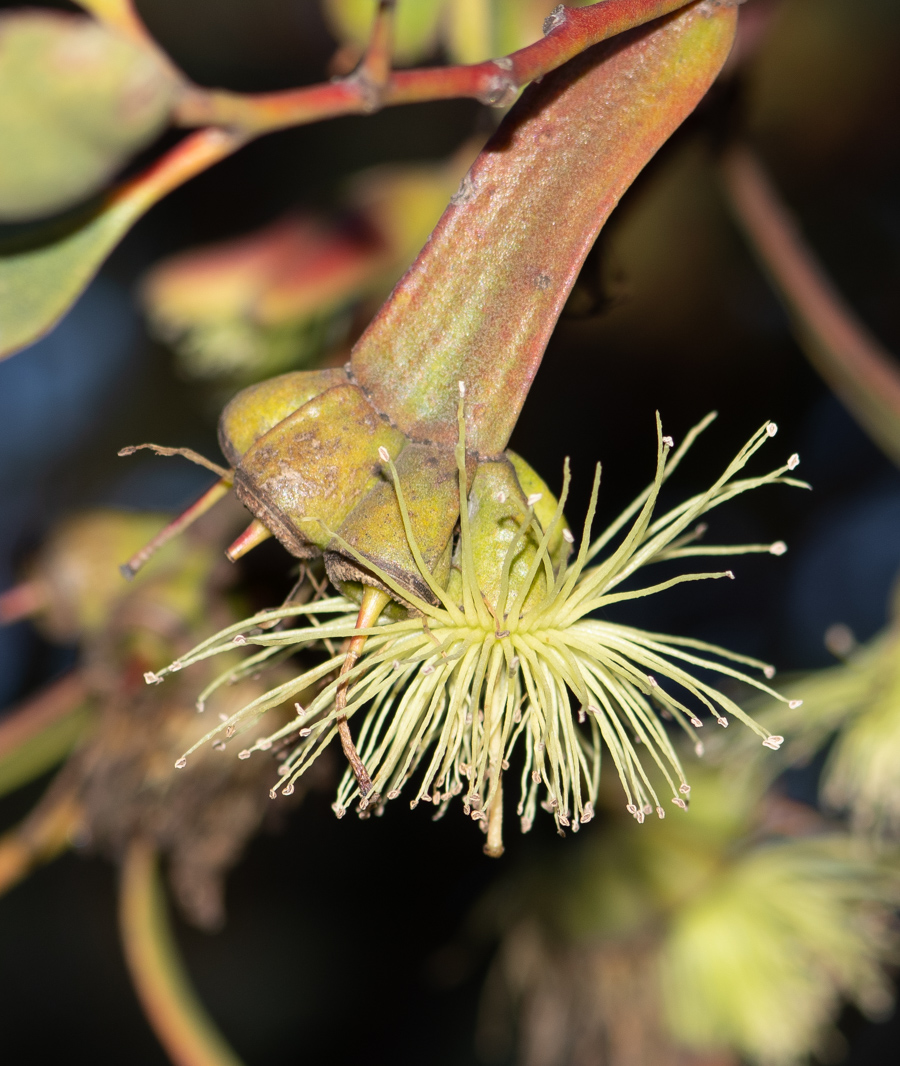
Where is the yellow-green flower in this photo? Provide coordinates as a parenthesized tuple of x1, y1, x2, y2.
(153, 404, 806, 853)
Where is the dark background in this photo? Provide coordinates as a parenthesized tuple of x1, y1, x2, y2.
(2, 0, 900, 1062)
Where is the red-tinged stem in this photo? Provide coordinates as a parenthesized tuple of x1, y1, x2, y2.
(335, 585, 392, 798)
(0, 672, 89, 761)
(116, 129, 245, 214)
(225, 519, 273, 563)
(0, 792, 82, 898)
(721, 144, 900, 468)
(120, 475, 233, 579)
(0, 580, 47, 625)
(119, 839, 245, 1066)
(173, 0, 698, 132)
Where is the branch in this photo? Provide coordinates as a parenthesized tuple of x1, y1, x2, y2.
(351, 0, 396, 110)
(720, 143, 900, 468)
(173, 0, 699, 132)
(119, 839, 245, 1066)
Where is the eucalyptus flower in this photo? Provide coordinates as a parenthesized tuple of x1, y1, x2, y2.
(748, 621, 900, 838)
(153, 403, 805, 853)
(661, 837, 899, 1065)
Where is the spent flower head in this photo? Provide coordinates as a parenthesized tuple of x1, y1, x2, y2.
(152, 400, 807, 853)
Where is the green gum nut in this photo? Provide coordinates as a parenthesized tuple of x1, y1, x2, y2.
(447, 454, 569, 619)
(327, 442, 471, 607)
(218, 367, 350, 466)
(506, 450, 570, 572)
(231, 382, 406, 558)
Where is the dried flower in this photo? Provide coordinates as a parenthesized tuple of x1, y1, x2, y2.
(157, 408, 805, 852)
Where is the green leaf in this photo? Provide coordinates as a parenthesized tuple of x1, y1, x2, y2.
(0, 674, 94, 799)
(0, 706, 94, 800)
(0, 10, 178, 221)
(0, 128, 239, 360)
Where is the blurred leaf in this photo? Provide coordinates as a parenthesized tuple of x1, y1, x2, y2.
(0, 10, 178, 221)
(141, 143, 479, 383)
(322, 0, 445, 64)
(352, 3, 739, 455)
(142, 214, 388, 381)
(0, 128, 239, 360)
(0, 674, 93, 799)
(0, 707, 93, 800)
(443, 0, 492, 64)
(721, 144, 900, 468)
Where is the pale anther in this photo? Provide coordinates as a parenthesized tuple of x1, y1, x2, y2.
(770, 541, 787, 555)
(526, 493, 543, 507)
(767, 422, 778, 437)
(788, 699, 803, 709)
(174, 757, 187, 769)
(787, 453, 800, 470)
(378, 446, 390, 463)
(238, 750, 251, 760)
(562, 528, 574, 543)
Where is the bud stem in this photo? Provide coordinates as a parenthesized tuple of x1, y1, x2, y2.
(225, 519, 273, 562)
(120, 475, 233, 579)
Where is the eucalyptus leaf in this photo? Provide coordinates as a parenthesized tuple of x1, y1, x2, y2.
(0, 10, 177, 221)
(0, 128, 239, 360)
(0, 705, 94, 800)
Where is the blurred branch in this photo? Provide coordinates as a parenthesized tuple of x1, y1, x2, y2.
(119, 838, 245, 1066)
(0, 580, 47, 624)
(720, 143, 900, 468)
(173, 0, 699, 132)
(0, 791, 82, 897)
(75, 0, 153, 45)
(352, 0, 396, 109)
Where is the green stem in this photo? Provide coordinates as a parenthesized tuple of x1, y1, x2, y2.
(119, 839, 245, 1066)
